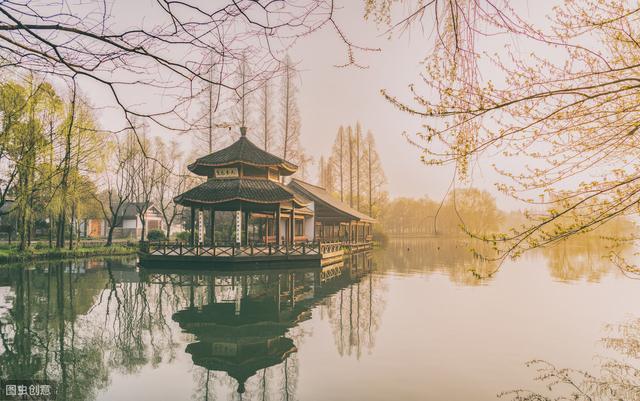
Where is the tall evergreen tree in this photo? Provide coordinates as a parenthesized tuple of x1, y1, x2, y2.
(278, 57, 309, 176)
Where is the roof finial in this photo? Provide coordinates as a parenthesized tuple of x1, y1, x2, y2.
(240, 126, 247, 137)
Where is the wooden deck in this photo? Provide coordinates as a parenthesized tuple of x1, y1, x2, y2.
(138, 241, 345, 268)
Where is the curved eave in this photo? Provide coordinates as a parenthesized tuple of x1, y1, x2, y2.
(173, 178, 309, 208)
(174, 195, 293, 207)
(188, 160, 298, 177)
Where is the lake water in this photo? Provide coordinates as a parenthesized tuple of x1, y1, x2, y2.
(0, 238, 638, 401)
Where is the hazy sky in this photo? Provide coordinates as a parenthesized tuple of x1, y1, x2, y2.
(82, 0, 555, 211)
(288, 1, 493, 207)
(287, 1, 555, 211)
(291, 3, 445, 200)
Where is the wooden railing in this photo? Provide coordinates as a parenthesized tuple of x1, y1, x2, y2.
(140, 241, 333, 258)
(319, 241, 343, 254)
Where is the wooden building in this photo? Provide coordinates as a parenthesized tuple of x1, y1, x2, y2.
(174, 127, 311, 247)
(139, 127, 374, 266)
(287, 179, 375, 246)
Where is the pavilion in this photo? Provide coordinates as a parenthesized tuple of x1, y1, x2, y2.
(173, 127, 311, 247)
(138, 127, 373, 265)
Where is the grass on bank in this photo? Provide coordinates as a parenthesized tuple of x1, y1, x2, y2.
(0, 243, 138, 264)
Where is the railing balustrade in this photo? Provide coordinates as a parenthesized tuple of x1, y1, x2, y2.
(140, 240, 334, 258)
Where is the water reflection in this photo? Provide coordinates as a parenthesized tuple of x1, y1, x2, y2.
(502, 317, 640, 400)
(376, 238, 500, 285)
(0, 259, 123, 401)
(156, 252, 378, 399)
(541, 236, 633, 283)
(380, 237, 629, 284)
(0, 253, 378, 401)
(0, 240, 636, 401)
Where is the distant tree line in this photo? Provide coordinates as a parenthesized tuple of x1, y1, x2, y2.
(380, 188, 503, 237)
(380, 188, 636, 241)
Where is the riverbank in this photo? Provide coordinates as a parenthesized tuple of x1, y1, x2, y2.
(0, 244, 138, 264)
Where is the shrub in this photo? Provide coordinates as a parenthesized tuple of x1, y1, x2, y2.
(147, 229, 166, 241)
(175, 231, 190, 242)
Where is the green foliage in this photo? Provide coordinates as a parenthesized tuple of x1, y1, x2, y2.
(0, 244, 136, 264)
(175, 231, 190, 242)
(147, 229, 166, 241)
(0, 78, 108, 251)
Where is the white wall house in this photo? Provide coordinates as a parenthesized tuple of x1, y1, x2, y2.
(81, 202, 183, 239)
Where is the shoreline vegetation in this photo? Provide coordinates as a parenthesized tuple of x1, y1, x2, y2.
(0, 243, 138, 265)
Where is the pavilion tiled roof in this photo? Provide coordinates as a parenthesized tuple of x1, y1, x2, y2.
(287, 179, 376, 223)
(174, 178, 303, 206)
(188, 134, 298, 176)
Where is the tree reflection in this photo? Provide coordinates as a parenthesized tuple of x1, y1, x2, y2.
(0, 259, 113, 401)
(0, 254, 382, 401)
(379, 237, 633, 285)
(501, 318, 640, 400)
(0, 257, 183, 401)
(541, 236, 633, 283)
(377, 238, 500, 286)
(318, 252, 387, 358)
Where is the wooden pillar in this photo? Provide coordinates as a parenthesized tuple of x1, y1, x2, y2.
(275, 207, 281, 245)
(236, 204, 242, 246)
(243, 210, 249, 245)
(290, 201, 295, 245)
(198, 207, 203, 244)
(190, 206, 195, 246)
(210, 209, 215, 246)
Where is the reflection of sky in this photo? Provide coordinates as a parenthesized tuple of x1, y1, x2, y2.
(0, 240, 634, 400)
(25, 240, 624, 400)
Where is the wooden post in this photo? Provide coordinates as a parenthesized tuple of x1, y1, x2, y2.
(210, 209, 215, 246)
(243, 210, 249, 246)
(236, 204, 242, 247)
(275, 207, 281, 245)
(190, 206, 195, 246)
(290, 201, 295, 245)
(198, 207, 204, 246)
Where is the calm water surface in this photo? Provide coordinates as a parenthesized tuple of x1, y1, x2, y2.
(0, 238, 639, 401)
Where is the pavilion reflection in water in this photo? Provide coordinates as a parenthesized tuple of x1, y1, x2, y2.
(141, 252, 375, 395)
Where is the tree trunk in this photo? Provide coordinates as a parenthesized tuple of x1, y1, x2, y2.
(49, 214, 53, 248)
(68, 205, 75, 250)
(57, 211, 66, 249)
(18, 209, 27, 251)
(140, 218, 146, 242)
(356, 131, 360, 211)
(106, 223, 115, 247)
(349, 130, 353, 208)
(368, 142, 373, 216)
(339, 129, 344, 202)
